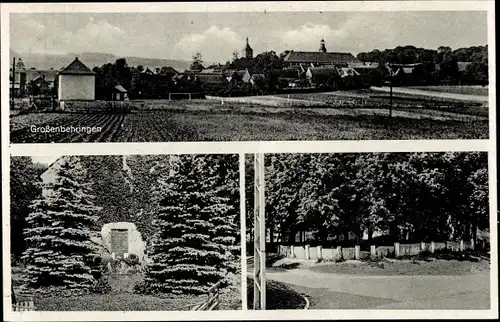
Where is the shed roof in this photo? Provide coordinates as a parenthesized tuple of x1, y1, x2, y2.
(284, 51, 360, 64)
(114, 85, 128, 93)
(59, 57, 95, 75)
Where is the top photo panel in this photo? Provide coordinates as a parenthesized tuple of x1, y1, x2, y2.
(8, 10, 490, 143)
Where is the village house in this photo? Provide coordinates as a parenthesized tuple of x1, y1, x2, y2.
(306, 66, 340, 88)
(10, 58, 58, 97)
(58, 57, 96, 101)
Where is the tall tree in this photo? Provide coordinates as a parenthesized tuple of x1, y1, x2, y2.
(143, 155, 236, 295)
(190, 52, 205, 71)
(10, 157, 47, 260)
(21, 156, 102, 294)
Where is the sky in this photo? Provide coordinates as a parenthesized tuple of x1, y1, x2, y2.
(10, 11, 488, 63)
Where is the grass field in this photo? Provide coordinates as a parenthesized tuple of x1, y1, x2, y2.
(309, 258, 490, 276)
(409, 85, 489, 96)
(12, 268, 241, 311)
(9, 97, 488, 143)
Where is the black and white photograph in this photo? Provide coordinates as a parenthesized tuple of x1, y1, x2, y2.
(9, 154, 241, 311)
(245, 152, 490, 310)
(1, 1, 497, 321)
(8, 10, 489, 143)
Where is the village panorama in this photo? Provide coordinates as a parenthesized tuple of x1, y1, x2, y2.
(10, 39, 489, 143)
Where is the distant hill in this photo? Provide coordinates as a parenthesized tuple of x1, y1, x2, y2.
(9, 50, 196, 72)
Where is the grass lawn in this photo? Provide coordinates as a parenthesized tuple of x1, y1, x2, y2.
(308, 258, 490, 276)
(12, 269, 242, 311)
(35, 293, 202, 311)
(280, 283, 398, 309)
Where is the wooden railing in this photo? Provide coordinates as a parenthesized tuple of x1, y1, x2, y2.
(12, 298, 36, 312)
(190, 279, 223, 311)
(12, 286, 36, 312)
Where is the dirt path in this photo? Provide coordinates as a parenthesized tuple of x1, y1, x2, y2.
(371, 86, 488, 103)
(266, 267, 490, 309)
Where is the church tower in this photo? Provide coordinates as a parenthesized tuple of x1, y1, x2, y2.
(243, 37, 253, 59)
(319, 39, 327, 53)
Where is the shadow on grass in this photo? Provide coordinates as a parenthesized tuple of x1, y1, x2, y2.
(247, 277, 305, 310)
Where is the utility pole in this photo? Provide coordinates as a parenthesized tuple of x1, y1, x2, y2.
(389, 76, 393, 117)
(253, 153, 266, 310)
(11, 57, 16, 110)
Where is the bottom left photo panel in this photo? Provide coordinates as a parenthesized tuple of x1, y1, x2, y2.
(9, 154, 242, 312)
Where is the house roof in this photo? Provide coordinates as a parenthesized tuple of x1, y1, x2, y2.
(337, 67, 361, 77)
(306, 66, 339, 78)
(160, 66, 179, 75)
(114, 85, 128, 93)
(200, 68, 222, 74)
(59, 57, 95, 75)
(350, 62, 379, 69)
(196, 74, 228, 84)
(251, 73, 266, 80)
(284, 51, 360, 64)
(11, 69, 58, 84)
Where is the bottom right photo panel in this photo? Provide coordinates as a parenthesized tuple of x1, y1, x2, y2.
(246, 152, 490, 310)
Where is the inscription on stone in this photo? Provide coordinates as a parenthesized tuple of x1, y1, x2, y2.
(110, 229, 129, 257)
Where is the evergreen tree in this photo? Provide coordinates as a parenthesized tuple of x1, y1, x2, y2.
(21, 156, 101, 294)
(204, 155, 240, 273)
(144, 155, 237, 295)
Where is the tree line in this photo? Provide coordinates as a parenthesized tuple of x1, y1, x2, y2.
(245, 152, 489, 249)
(90, 44, 488, 100)
(11, 155, 239, 295)
(357, 45, 488, 85)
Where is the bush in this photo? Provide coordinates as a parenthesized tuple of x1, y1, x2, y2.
(124, 253, 140, 266)
(91, 276, 112, 294)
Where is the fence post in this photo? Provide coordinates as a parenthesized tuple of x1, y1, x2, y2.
(305, 245, 310, 260)
(355, 245, 360, 260)
(290, 245, 295, 258)
(460, 240, 464, 252)
(430, 241, 435, 254)
(370, 245, 376, 257)
(317, 246, 323, 260)
(394, 242, 400, 257)
(471, 238, 475, 250)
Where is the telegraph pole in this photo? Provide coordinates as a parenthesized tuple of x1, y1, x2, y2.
(389, 77, 393, 117)
(11, 57, 16, 110)
(253, 153, 266, 310)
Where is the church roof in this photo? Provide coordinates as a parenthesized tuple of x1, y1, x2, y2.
(283, 51, 360, 65)
(59, 57, 95, 75)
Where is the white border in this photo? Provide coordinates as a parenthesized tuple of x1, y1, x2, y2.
(2, 1, 497, 321)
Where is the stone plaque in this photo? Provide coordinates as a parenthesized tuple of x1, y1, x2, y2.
(110, 228, 129, 257)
